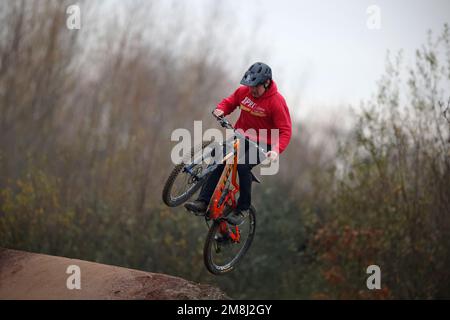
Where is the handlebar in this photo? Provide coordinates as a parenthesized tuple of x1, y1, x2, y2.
(212, 111, 234, 129)
(211, 110, 268, 157)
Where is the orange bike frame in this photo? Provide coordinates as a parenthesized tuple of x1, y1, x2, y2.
(207, 138, 241, 242)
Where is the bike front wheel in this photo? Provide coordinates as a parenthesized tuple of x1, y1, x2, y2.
(162, 140, 214, 207)
(203, 206, 256, 275)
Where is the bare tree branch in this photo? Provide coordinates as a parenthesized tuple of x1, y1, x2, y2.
(438, 97, 450, 124)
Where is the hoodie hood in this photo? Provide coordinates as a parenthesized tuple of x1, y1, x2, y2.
(244, 80, 279, 100)
(262, 80, 279, 98)
(216, 79, 292, 154)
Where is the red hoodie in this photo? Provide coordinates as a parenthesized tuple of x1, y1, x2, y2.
(216, 80, 292, 154)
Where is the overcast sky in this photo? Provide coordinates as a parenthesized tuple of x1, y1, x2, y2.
(102, 0, 450, 123)
(182, 0, 450, 122)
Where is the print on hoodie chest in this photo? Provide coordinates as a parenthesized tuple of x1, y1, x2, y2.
(240, 96, 267, 117)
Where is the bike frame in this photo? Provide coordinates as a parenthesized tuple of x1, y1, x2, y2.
(183, 113, 267, 243)
(207, 136, 242, 242)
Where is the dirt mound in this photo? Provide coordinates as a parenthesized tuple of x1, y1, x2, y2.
(0, 248, 229, 300)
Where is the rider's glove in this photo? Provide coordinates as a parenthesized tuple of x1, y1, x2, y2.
(213, 109, 224, 118)
(265, 151, 278, 162)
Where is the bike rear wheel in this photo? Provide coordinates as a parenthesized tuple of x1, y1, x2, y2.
(203, 206, 256, 275)
(162, 140, 216, 207)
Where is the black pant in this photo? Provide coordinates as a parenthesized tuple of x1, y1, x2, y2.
(197, 139, 270, 211)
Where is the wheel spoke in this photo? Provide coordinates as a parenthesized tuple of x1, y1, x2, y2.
(205, 207, 256, 274)
(171, 164, 203, 200)
(162, 141, 214, 207)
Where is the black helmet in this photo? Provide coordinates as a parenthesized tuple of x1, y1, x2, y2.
(240, 62, 272, 87)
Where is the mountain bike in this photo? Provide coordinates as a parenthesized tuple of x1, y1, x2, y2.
(162, 112, 267, 275)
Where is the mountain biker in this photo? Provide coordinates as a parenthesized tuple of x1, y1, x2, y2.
(184, 62, 292, 225)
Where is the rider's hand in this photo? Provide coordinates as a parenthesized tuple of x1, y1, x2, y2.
(213, 109, 224, 118)
(265, 151, 278, 162)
